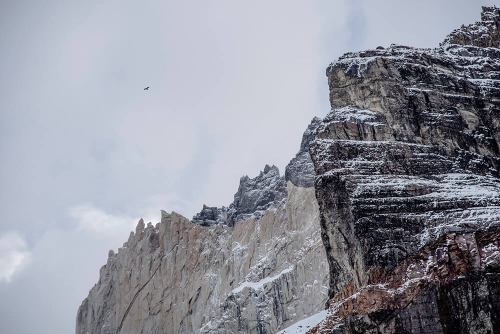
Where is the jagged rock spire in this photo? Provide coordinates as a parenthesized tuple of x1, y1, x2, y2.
(192, 164, 287, 226)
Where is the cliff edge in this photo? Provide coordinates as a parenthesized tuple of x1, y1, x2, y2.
(309, 6, 500, 334)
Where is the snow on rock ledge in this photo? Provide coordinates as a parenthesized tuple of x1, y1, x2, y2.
(309, 6, 500, 334)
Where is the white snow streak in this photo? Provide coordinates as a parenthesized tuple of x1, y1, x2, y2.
(231, 268, 294, 294)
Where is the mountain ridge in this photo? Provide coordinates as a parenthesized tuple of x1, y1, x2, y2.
(76, 6, 500, 334)
(76, 117, 329, 334)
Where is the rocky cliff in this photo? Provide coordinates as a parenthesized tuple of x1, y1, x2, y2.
(76, 119, 329, 334)
(77, 6, 500, 334)
(309, 6, 500, 334)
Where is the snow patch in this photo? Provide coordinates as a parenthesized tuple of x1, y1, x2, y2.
(231, 268, 294, 294)
(276, 310, 328, 334)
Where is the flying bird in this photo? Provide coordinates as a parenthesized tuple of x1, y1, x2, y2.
(144, 86, 149, 90)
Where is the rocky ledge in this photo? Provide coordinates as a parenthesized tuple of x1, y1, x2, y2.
(309, 6, 500, 334)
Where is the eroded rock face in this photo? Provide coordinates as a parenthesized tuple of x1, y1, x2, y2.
(443, 6, 500, 49)
(76, 119, 329, 334)
(76, 183, 328, 334)
(309, 6, 500, 334)
(193, 116, 322, 229)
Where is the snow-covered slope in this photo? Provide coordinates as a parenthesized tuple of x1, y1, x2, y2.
(276, 310, 328, 334)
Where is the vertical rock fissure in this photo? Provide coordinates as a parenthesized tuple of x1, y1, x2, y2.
(116, 262, 161, 334)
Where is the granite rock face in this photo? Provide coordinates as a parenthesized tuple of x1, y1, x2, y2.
(76, 184, 328, 334)
(76, 130, 328, 333)
(309, 6, 500, 333)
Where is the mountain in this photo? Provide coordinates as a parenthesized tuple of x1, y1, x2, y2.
(309, 6, 500, 333)
(76, 6, 500, 334)
(76, 118, 329, 334)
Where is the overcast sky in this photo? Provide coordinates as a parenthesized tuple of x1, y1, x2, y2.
(0, 1, 495, 333)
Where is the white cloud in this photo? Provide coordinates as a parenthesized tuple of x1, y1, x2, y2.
(0, 232, 31, 283)
(69, 204, 138, 239)
(67, 195, 191, 242)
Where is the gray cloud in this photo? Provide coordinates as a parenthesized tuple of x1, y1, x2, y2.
(346, 9, 367, 50)
(0, 1, 496, 333)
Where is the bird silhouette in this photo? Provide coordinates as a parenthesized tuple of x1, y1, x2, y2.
(144, 87, 149, 90)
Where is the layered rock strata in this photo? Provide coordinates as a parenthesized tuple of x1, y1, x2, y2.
(309, 6, 500, 333)
(76, 125, 329, 334)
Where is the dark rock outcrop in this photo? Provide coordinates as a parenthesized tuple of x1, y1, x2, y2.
(192, 205, 228, 226)
(442, 6, 500, 49)
(192, 165, 288, 227)
(310, 6, 500, 334)
(228, 164, 287, 226)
